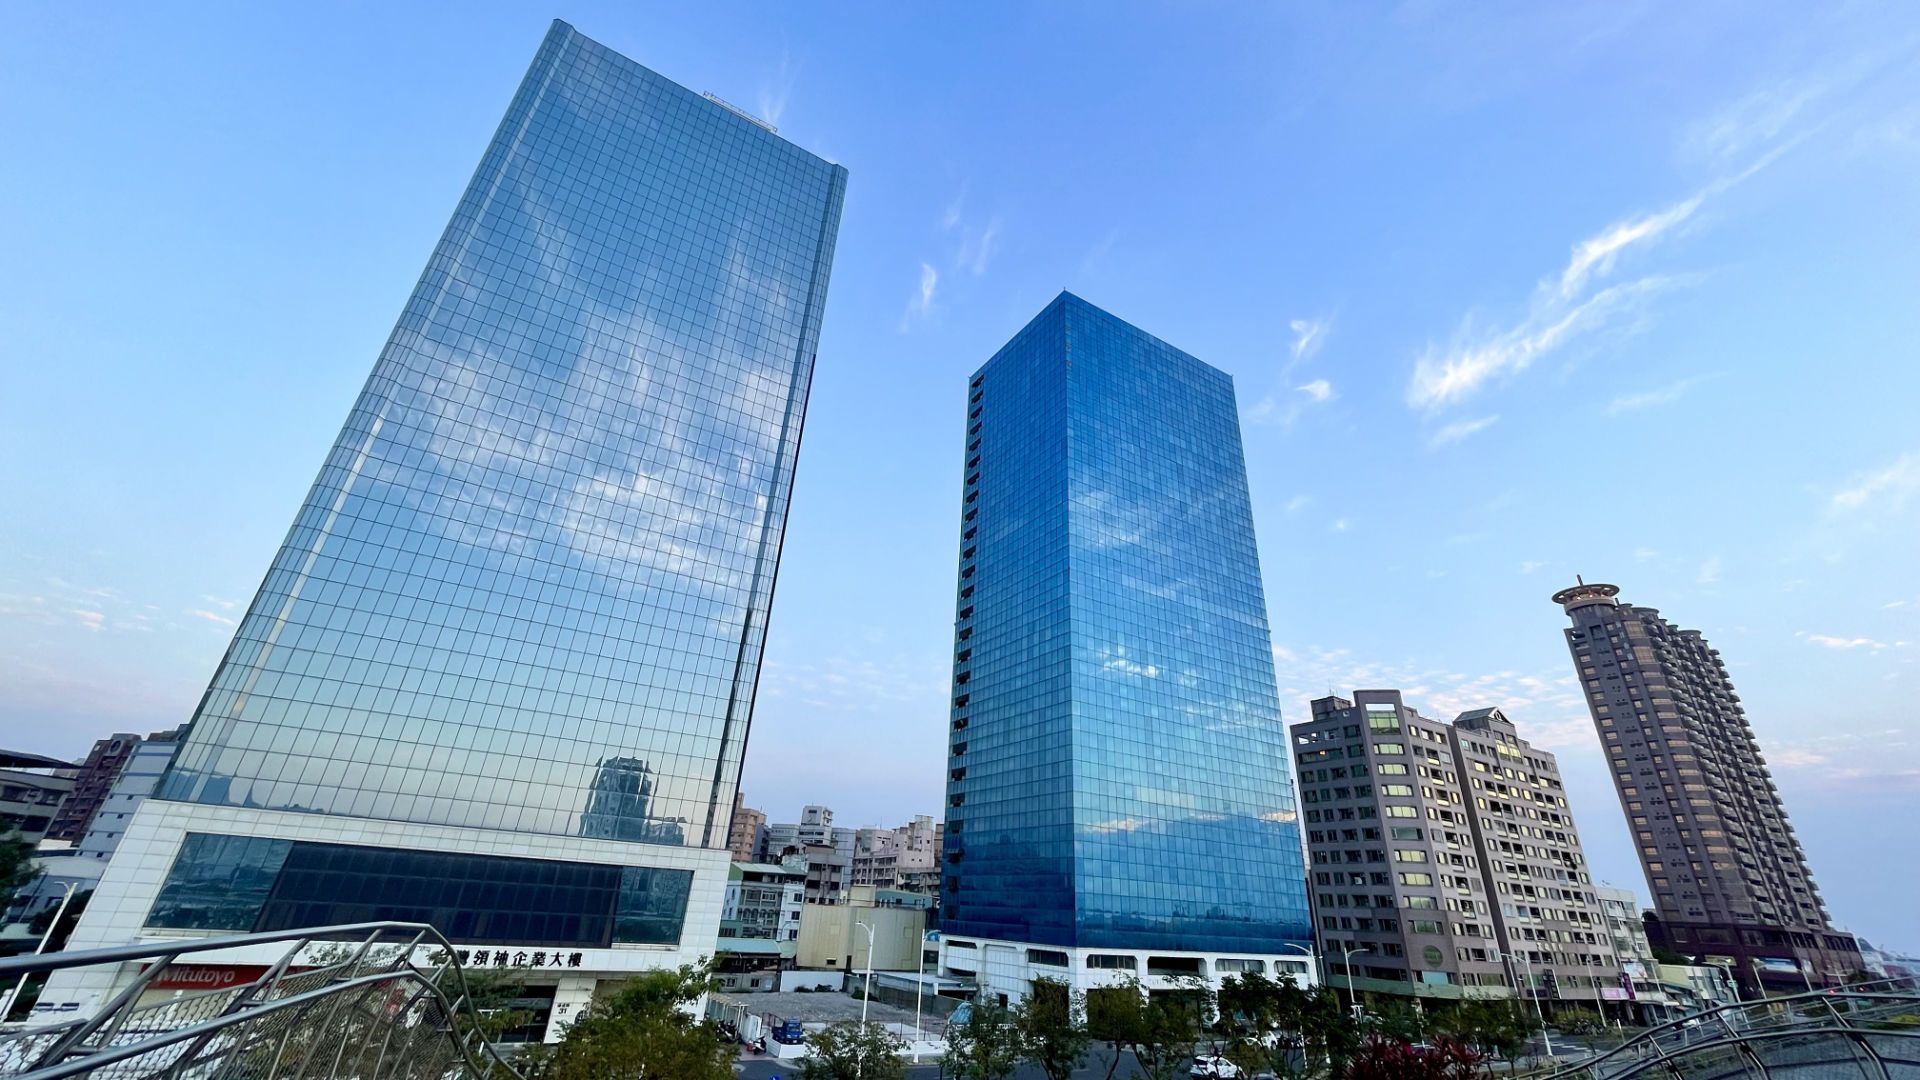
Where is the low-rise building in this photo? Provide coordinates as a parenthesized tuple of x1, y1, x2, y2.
(0, 750, 77, 847)
(1597, 885, 1676, 1023)
(795, 886, 930, 974)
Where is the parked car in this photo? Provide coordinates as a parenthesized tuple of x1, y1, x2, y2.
(1190, 1055, 1241, 1078)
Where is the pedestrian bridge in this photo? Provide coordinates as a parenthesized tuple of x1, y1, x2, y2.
(0, 922, 522, 1080)
(1547, 977, 1920, 1080)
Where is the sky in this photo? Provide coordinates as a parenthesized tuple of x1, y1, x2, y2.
(2, 3, 1918, 951)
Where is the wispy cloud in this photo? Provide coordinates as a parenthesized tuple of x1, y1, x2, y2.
(1284, 495, 1311, 514)
(1633, 547, 1659, 562)
(1429, 414, 1499, 448)
(900, 262, 938, 331)
(70, 609, 105, 632)
(187, 608, 237, 627)
(1606, 373, 1718, 415)
(1697, 556, 1723, 586)
(1247, 315, 1337, 428)
(1407, 87, 1806, 414)
(1830, 451, 1919, 513)
(1330, 518, 1351, 533)
(1685, 77, 1825, 165)
(959, 217, 1001, 276)
(1798, 631, 1893, 651)
(1407, 274, 1686, 410)
(756, 50, 797, 129)
(1289, 317, 1330, 361)
(1520, 560, 1549, 575)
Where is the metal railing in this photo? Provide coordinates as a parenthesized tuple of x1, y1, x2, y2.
(1543, 976, 1920, 1080)
(0, 922, 527, 1080)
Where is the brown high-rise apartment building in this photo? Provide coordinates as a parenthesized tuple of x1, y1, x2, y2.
(1292, 690, 1617, 1012)
(43, 733, 141, 844)
(1552, 580, 1861, 994)
(727, 792, 766, 863)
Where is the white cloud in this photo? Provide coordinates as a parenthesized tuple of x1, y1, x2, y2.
(1798, 632, 1889, 651)
(1697, 556, 1723, 585)
(1330, 518, 1351, 532)
(1408, 275, 1682, 409)
(1559, 197, 1704, 300)
(1633, 547, 1659, 562)
(70, 609, 105, 632)
(900, 262, 938, 329)
(1284, 495, 1311, 514)
(1830, 451, 1919, 513)
(1772, 748, 1830, 768)
(755, 51, 796, 129)
(1429, 414, 1499, 447)
(187, 609, 238, 627)
(960, 218, 1001, 276)
(1605, 373, 1718, 415)
(1296, 379, 1334, 403)
(1289, 317, 1329, 361)
(1520, 561, 1548, 575)
(1686, 78, 1823, 164)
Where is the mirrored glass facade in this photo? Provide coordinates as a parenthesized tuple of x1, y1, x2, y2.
(942, 293, 1311, 953)
(157, 20, 846, 851)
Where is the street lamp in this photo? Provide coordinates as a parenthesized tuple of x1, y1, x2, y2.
(1282, 942, 1320, 987)
(914, 930, 938, 1063)
(1496, 951, 1552, 1058)
(0, 881, 77, 1023)
(1338, 946, 1370, 1019)
(856, 920, 877, 1079)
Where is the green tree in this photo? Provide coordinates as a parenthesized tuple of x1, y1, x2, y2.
(1364, 997, 1427, 1044)
(1429, 999, 1538, 1069)
(538, 963, 731, 1080)
(1082, 974, 1212, 1080)
(1015, 977, 1091, 1080)
(1554, 1007, 1605, 1036)
(0, 830, 39, 912)
(944, 997, 1024, 1080)
(801, 1020, 905, 1080)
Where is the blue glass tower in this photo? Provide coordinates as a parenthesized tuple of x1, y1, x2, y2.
(48, 22, 843, 1025)
(941, 294, 1310, 971)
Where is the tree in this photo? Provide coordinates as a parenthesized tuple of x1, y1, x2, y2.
(1083, 974, 1212, 1080)
(943, 997, 1024, 1080)
(1429, 999, 1538, 1069)
(1554, 1008, 1605, 1036)
(1014, 977, 1091, 1080)
(538, 963, 732, 1080)
(1, 830, 39, 913)
(1340, 1035, 1480, 1080)
(1364, 997, 1427, 1044)
(801, 1021, 905, 1080)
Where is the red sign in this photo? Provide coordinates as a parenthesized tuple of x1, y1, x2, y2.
(142, 964, 311, 991)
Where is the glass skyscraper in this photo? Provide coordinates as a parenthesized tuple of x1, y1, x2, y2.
(47, 22, 844, 1031)
(939, 293, 1312, 999)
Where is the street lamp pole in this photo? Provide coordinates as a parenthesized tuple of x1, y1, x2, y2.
(1339, 946, 1370, 1019)
(1514, 952, 1551, 1058)
(0, 881, 77, 1023)
(856, 920, 877, 1079)
(1282, 942, 1320, 988)
(914, 930, 937, 1063)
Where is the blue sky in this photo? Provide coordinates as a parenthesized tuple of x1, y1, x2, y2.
(3, 4, 1917, 949)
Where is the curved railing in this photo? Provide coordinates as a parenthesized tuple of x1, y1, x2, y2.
(1544, 976, 1920, 1080)
(0, 922, 527, 1080)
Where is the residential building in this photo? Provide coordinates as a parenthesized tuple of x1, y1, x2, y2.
(780, 844, 851, 906)
(0, 750, 76, 846)
(715, 861, 806, 993)
(1552, 581, 1862, 994)
(727, 795, 766, 863)
(44, 734, 141, 844)
(1658, 962, 1740, 1012)
(1596, 885, 1675, 1024)
(1292, 690, 1614, 1011)
(42, 20, 845, 1038)
(76, 729, 186, 865)
(937, 293, 1314, 1003)
(850, 816, 939, 893)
